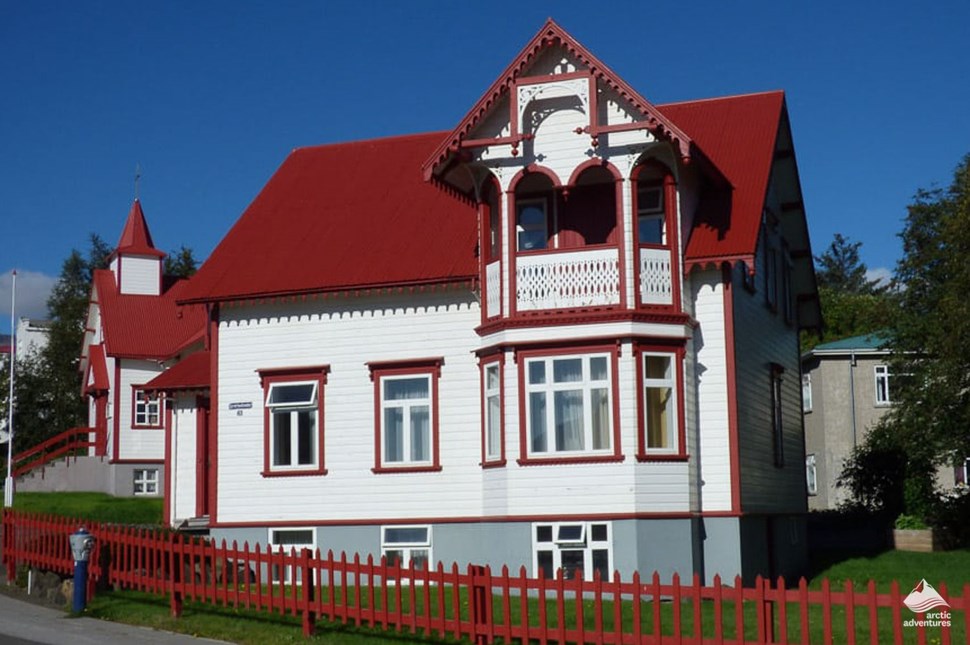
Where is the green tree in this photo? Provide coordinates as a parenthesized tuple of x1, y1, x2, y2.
(163, 245, 198, 278)
(802, 234, 896, 351)
(841, 154, 970, 520)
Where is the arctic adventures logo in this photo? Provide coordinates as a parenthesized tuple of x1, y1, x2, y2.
(902, 579, 951, 628)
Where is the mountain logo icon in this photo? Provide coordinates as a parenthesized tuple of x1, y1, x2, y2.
(903, 579, 950, 613)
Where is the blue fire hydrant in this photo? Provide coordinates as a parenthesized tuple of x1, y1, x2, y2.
(69, 527, 95, 612)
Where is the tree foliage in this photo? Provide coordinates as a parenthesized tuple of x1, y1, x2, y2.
(802, 234, 896, 351)
(163, 245, 198, 278)
(840, 154, 970, 521)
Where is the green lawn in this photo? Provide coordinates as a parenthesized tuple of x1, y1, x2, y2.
(12, 491, 163, 525)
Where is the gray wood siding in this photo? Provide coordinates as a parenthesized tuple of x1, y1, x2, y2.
(731, 241, 807, 514)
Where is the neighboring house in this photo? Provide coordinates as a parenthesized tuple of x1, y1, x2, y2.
(15, 317, 51, 362)
(67, 200, 207, 497)
(157, 20, 819, 584)
(803, 333, 967, 510)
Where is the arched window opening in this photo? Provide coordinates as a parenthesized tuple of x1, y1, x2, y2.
(558, 166, 617, 248)
(635, 163, 669, 246)
(514, 173, 555, 252)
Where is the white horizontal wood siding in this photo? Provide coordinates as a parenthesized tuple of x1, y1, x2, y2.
(117, 358, 165, 461)
(215, 292, 483, 524)
(169, 394, 198, 523)
(118, 255, 161, 296)
(689, 270, 733, 511)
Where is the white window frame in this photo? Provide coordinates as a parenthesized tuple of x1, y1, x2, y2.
(269, 528, 316, 584)
(806, 454, 818, 495)
(133, 468, 159, 495)
(516, 199, 548, 251)
(802, 373, 813, 413)
(484, 363, 502, 462)
(265, 381, 319, 471)
(875, 365, 892, 406)
(532, 521, 612, 582)
(771, 365, 785, 467)
(380, 374, 433, 467)
(642, 352, 678, 454)
(381, 525, 432, 573)
(524, 353, 613, 457)
(134, 389, 162, 427)
(637, 183, 665, 245)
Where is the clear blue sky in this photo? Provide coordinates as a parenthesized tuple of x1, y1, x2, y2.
(2, 1, 968, 333)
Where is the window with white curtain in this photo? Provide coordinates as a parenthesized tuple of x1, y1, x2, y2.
(484, 362, 502, 462)
(381, 375, 432, 465)
(525, 354, 612, 456)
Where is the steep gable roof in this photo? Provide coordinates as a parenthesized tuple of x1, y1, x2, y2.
(660, 91, 784, 266)
(422, 19, 696, 181)
(111, 199, 166, 259)
(180, 132, 478, 305)
(94, 269, 207, 360)
(84, 343, 109, 394)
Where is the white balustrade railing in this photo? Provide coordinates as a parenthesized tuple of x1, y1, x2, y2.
(639, 247, 673, 305)
(516, 248, 620, 311)
(485, 261, 501, 318)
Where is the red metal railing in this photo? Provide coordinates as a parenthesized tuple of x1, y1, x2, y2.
(10, 426, 99, 478)
(2, 509, 967, 644)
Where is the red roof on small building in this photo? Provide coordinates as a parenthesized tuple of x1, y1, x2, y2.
(112, 200, 166, 259)
(180, 132, 478, 304)
(143, 351, 210, 392)
(94, 270, 207, 360)
(84, 344, 109, 393)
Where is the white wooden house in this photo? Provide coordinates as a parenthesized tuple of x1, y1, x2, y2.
(72, 200, 207, 498)
(163, 20, 819, 584)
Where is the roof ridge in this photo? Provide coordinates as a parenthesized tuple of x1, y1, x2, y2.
(659, 89, 785, 108)
(293, 130, 449, 154)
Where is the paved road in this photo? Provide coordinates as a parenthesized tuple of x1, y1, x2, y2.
(0, 592, 231, 645)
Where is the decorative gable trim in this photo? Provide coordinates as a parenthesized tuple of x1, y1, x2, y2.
(422, 19, 695, 181)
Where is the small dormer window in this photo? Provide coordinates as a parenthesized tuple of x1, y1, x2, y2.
(637, 182, 665, 245)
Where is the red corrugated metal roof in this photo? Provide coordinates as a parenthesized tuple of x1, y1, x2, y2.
(143, 351, 210, 391)
(112, 200, 165, 259)
(659, 91, 785, 265)
(180, 132, 478, 304)
(181, 95, 785, 305)
(96, 270, 207, 359)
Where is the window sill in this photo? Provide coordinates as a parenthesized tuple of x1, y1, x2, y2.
(371, 465, 443, 474)
(516, 454, 624, 466)
(261, 468, 328, 478)
(636, 453, 689, 463)
(132, 425, 164, 430)
(481, 459, 507, 469)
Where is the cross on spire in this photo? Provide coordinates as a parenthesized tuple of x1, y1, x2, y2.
(134, 163, 141, 200)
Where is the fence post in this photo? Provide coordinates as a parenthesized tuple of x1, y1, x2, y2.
(301, 548, 316, 637)
(2, 510, 14, 583)
(470, 564, 487, 645)
(169, 532, 183, 618)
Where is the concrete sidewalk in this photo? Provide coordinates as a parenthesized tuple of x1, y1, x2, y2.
(0, 591, 232, 644)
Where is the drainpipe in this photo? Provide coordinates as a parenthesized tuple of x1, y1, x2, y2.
(849, 352, 858, 448)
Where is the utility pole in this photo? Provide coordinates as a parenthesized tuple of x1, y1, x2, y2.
(4, 269, 16, 507)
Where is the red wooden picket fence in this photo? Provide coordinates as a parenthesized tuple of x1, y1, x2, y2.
(2, 509, 967, 644)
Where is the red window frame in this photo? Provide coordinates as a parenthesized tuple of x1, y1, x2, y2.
(635, 343, 688, 462)
(368, 358, 444, 474)
(480, 353, 506, 467)
(258, 365, 330, 477)
(516, 344, 623, 466)
(131, 387, 164, 429)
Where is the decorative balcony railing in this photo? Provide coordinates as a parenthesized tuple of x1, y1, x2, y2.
(485, 261, 501, 318)
(639, 247, 673, 305)
(516, 248, 620, 311)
